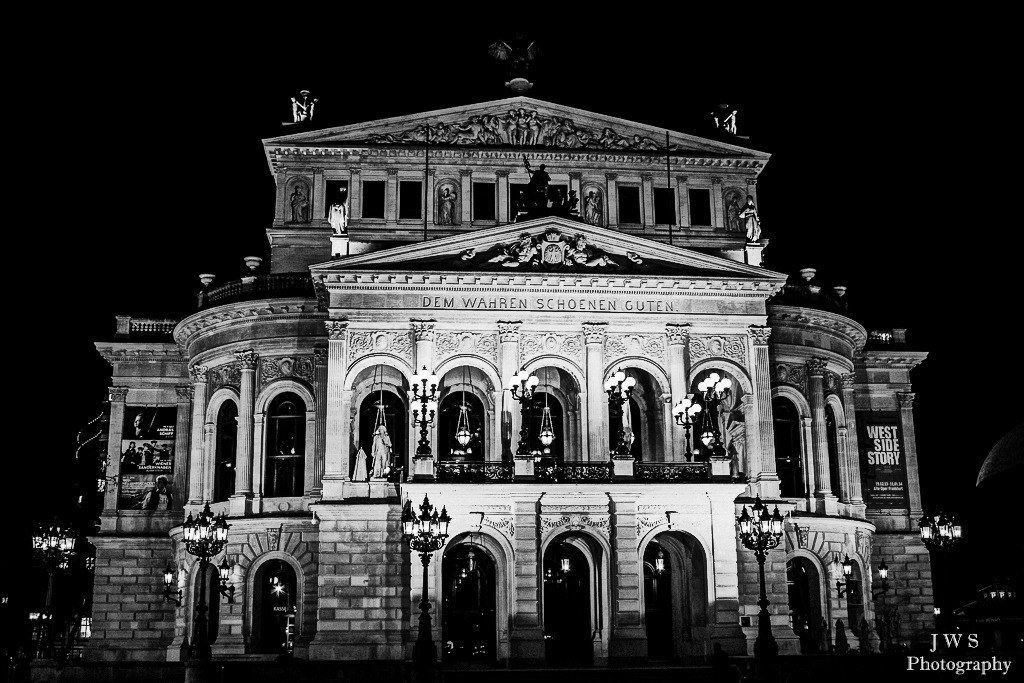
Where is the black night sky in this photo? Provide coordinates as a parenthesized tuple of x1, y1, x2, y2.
(11, 20, 1020, 629)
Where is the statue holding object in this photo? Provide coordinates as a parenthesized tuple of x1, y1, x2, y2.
(291, 90, 317, 123)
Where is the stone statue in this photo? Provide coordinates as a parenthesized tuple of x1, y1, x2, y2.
(328, 192, 348, 235)
(567, 234, 615, 268)
(583, 190, 603, 226)
(370, 425, 392, 480)
(723, 109, 738, 135)
(352, 447, 369, 482)
(438, 187, 458, 225)
(488, 232, 539, 268)
(289, 186, 310, 223)
(488, 33, 538, 80)
(726, 195, 742, 233)
(739, 196, 761, 242)
(291, 90, 317, 123)
(523, 158, 550, 211)
(566, 189, 579, 215)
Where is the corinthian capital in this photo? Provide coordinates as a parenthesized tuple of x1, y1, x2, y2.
(189, 365, 209, 383)
(108, 386, 130, 402)
(497, 321, 522, 343)
(411, 321, 436, 342)
(583, 322, 607, 344)
(897, 392, 915, 408)
(806, 357, 828, 376)
(666, 322, 691, 345)
(840, 373, 857, 390)
(235, 349, 259, 369)
(748, 325, 772, 346)
(313, 347, 328, 366)
(325, 320, 349, 340)
(175, 385, 193, 402)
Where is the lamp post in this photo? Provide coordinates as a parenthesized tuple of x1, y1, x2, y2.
(918, 511, 962, 552)
(409, 366, 440, 458)
(696, 372, 732, 458)
(30, 521, 78, 658)
(605, 368, 636, 456)
(180, 503, 233, 665)
(509, 367, 539, 456)
(872, 560, 891, 598)
(834, 554, 854, 600)
(402, 495, 451, 668)
(737, 497, 784, 683)
(671, 395, 702, 461)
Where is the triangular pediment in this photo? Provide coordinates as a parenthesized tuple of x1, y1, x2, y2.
(310, 217, 785, 282)
(264, 96, 768, 158)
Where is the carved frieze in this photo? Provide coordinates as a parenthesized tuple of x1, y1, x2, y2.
(689, 335, 747, 366)
(520, 332, 583, 366)
(483, 515, 515, 543)
(773, 363, 807, 392)
(209, 362, 241, 391)
(540, 514, 610, 538)
(260, 356, 314, 387)
(605, 334, 666, 364)
(348, 331, 413, 364)
(434, 332, 498, 365)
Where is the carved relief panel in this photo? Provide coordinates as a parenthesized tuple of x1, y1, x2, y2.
(435, 332, 498, 366)
(348, 331, 414, 364)
(520, 332, 583, 367)
(259, 355, 315, 388)
(604, 333, 666, 365)
(689, 335, 747, 366)
(435, 179, 461, 226)
(722, 187, 748, 235)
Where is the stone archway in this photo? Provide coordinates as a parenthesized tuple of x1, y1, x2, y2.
(441, 542, 497, 663)
(642, 530, 708, 660)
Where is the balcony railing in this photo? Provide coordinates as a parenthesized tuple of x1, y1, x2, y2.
(535, 463, 614, 483)
(436, 462, 513, 482)
(634, 462, 711, 482)
(199, 273, 316, 309)
(432, 460, 712, 483)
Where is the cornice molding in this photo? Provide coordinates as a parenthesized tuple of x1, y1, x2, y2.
(173, 299, 325, 348)
(767, 306, 868, 352)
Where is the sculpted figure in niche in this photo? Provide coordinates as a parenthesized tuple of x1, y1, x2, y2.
(740, 196, 761, 241)
(289, 185, 310, 223)
(437, 187, 458, 225)
(370, 424, 392, 480)
(583, 189, 603, 226)
(352, 447, 369, 482)
(726, 194, 743, 233)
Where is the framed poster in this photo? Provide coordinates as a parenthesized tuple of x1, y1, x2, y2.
(857, 412, 910, 509)
(118, 406, 177, 510)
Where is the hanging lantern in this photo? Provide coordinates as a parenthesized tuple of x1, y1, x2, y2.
(539, 406, 555, 452)
(466, 548, 476, 574)
(560, 557, 571, 574)
(654, 548, 666, 575)
(455, 404, 472, 448)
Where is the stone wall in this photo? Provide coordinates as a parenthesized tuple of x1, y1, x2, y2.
(736, 539, 800, 655)
(872, 533, 934, 647)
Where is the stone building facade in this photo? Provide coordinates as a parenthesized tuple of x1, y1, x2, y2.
(86, 97, 933, 666)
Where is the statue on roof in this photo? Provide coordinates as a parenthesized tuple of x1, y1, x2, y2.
(488, 33, 538, 92)
(291, 90, 317, 123)
(711, 103, 738, 135)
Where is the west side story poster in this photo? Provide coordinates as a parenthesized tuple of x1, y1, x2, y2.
(857, 412, 910, 509)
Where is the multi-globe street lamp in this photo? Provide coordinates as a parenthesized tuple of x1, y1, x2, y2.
(737, 497, 784, 682)
(179, 504, 233, 664)
(918, 511, 962, 552)
(671, 396, 702, 461)
(605, 368, 636, 456)
(409, 366, 440, 458)
(509, 367, 539, 456)
(30, 521, 78, 657)
(696, 372, 732, 458)
(401, 495, 451, 667)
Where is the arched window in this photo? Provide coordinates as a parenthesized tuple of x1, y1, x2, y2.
(357, 390, 406, 481)
(265, 393, 305, 497)
(213, 401, 237, 503)
(772, 397, 805, 497)
(825, 405, 842, 496)
(438, 391, 486, 462)
(787, 557, 824, 653)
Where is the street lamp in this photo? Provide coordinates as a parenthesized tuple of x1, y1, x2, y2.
(402, 495, 451, 667)
(872, 560, 891, 598)
(696, 372, 732, 457)
(605, 368, 636, 456)
(163, 564, 183, 606)
(918, 511, 962, 552)
(409, 366, 439, 458)
(835, 554, 854, 600)
(737, 497, 784, 682)
(671, 396, 702, 461)
(509, 367, 539, 456)
(180, 503, 233, 663)
(30, 520, 78, 658)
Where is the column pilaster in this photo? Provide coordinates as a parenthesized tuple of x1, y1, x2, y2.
(101, 387, 130, 527)
(608, 494, 647, 665)
(584, 323, 608, 464)
(499, 322, 528, 477)
(459, 169, 472, 225)
(312, 348, 327, 497)
(840, 374, 865, 508)
(640, 174, 653, 229)
(496, 170, 509, 224)
(711, 177, 724, 228)
(230, 350, 258, 515)
(412, 321, 437, 480)
(187, 367, 208, 506)
(605, 174, 618, 228)
(385, 168, 398, 223)
(666, 323, 690, 461)
(748, 326, 779, 498)
(897, 392, 924, 519)
(322, 321, 349, 500)
(807, 357, 837, 513)
(172, 386, 192, 510)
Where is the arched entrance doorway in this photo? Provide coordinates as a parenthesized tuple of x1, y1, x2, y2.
(543, 537, 594, 666)
(642, 531, 708, 660)
(441, 543, 497, 663)
(251, 560, 296, 655)
(787, 556, 824, 653)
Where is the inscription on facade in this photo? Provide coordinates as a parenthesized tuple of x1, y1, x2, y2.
(421, 295, 677, 313)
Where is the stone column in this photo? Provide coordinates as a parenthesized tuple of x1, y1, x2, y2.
(806, 357, 836, 513)
(230, 350, 258, 515)
(748, 326, 779, 497)
(509, 496, 544, 665)
(101, 387, 130, 522)
(608, 494, 646, 664)
(584, 323, 608, 464)
(711, 177, 724, 228)
(897, 392, 924, 520)
(311, 167, 325, 220)
(172, 386, 192, 510)
(202, 422, 216, 503)
(840, 374, 865, 506)
(605, 174, 618, 228)
(312, 348, 327, 497)
(385, 169, 398, 223)
(640, 174, 653, 229)
(666, 323, 690, 461)
(322, 321, 349, 500)
(412, 322, 436, 480)
(425, 169, 436, 227)
(349, 170, 361, 221)
(677, 176, 689, 229)
(740, 394, 760, 480)
(187, 367, 208, 505)
(499, 322, 528, 478)
(459, 169, 472, 224)
(496, 170, 510, 224)
(568, 172, 582, 214)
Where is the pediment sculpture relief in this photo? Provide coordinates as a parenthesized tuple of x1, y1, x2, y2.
(364, 108, 666, 150)
(454, 228, 645, 272)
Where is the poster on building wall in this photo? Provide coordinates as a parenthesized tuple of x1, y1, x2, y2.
(857, 412, 909, 509)
(117, 406, 177, 510)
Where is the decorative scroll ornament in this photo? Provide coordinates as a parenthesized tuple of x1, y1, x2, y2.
(582, 323, 607, 344)
(348, 331, 413, 363)
(748, 325, 772, 346)
(540, 514, 610, 538)
(482, 515, 515, 543)
(434, 332, 499, 365)
(497, 321, 522, 342)
(325, 320, 349, 340)
(209, 362, 241, 390)
(189, 365, 209, 383)
(520, 332, 583, 366)
(364, 109, 666, 151)
(689, 335, 747, 366)
(267, 526, 281, 552)
(666, 323, 691, 345)
(235, 349, 260, 369)
(774, 363, 807, 391)
(605, 334, 666, 364)
(636, 514, 666, 537)
(109, 386, 130, 402)
(260, 356, 315, 386)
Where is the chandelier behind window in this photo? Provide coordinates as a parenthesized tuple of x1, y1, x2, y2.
(453, 367, 472, 456)
(538, 368, 555, 453)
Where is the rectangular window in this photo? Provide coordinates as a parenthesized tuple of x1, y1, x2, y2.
(362, 181, 386, 219)
(688, 188, 712, 226)
(510, 183, 529, 216)
(399, 181, 422, 220)
(618, 185, 642, 224)
(653, 187, 676, 225)
(473, 182, 496, 221)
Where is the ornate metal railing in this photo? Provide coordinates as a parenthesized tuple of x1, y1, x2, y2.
(436, 462, 513, 482)
(634, 462, 711, 482)
(200, 273, 316, 309)
(535, 463, 613, 483)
